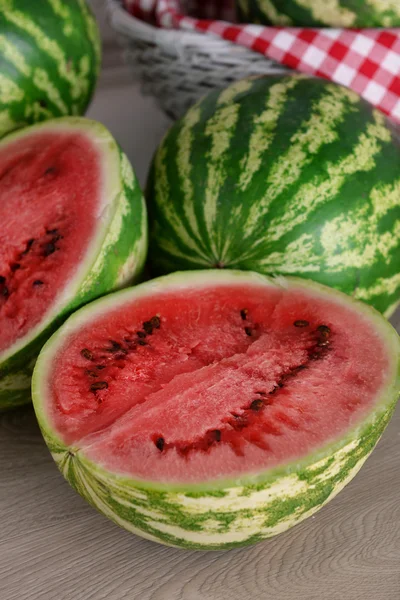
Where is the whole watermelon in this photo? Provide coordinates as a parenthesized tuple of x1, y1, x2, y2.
(0, 0, 101, 138)
(146, 75, 400, 317)
(236, 0, 400, 27)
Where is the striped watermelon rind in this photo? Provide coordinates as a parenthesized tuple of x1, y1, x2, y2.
(236, 0, 400, 27)
(146, 75, 400, 318)
(0, 0, 101, 138)
(31, 270, 400, 550)
(0, 116, 148, 410)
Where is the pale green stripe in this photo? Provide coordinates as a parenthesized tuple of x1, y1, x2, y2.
(156, 237, 210, 265)
(266, 111, 391, 243)
(24, 101, 53, 122)
(176, 106, 203, 240)
(322, 179, 400, 270)
(256, 233, 321, 273)
(2, 3, 88, 99)
(366, 0, 400, 18)
(155, 143, 210, 260)
(239, 77, 300, 192)
(217, 78, 253, 106)
(0, 34, 31, 75)
(355, 272, 400, 302)
(256, 0, 293, 24)
(77, 0, 101, 69)
(370, 178, 400, 217)
(0, 73, 24, 103)
(204, 102, 240, 258)
(33, 68, 68, 114)
(295, 0, 356, 26)
(246, 84, 359, 233)
(47, 0, 72, 36)
(0, 109, 18, 133)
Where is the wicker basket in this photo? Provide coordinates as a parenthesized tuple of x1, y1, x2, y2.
(106, 0, 288, 120)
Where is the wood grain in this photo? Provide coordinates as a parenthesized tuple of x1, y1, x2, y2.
(1, 311, 399, 600)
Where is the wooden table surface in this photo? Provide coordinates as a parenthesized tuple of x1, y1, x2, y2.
(1, 71, 400, 600)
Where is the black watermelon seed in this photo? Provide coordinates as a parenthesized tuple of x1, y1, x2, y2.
(250, 399, 264, 412)
(46, 228, 58, 235)
(138, 339, 147, 346)
(33, 280, 44, 287)
(240, 309, 248, 320)
(150, 316, 161, 329)
(44, 167, 56, 176)
(43, 242, 56, 256)
(21, 238, 34, 255)
(85, 370, 98, 378)
(155, 437, 165, 451)
(107, 340, 125, 353)
(294, 320, 309, 328)
(80, 348, 93, 361)
(10, 263, 20, 271)
(2, 286, 9, 297)
(0, 275, 5, 284)
(90, 381, 108, 392)
(244, 327, 252, 336)
(96, 365, 105, 370)
(291, 364, 307, 373)
(213, 430, 222, 442)
(143, 321, 153, 334)
(269, 385, 279, 394)
(136, 331, 146, 339)
(317, 325, 331, 338)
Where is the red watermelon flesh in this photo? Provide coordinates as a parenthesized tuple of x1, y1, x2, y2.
(47, 279, 391, 483)
(0, 129, 99, 353)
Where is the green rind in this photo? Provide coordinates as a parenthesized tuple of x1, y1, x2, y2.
(146, 75, 400, 317)
(31, 270, 400, 550)
(0, 117, 147, 411)
(0, 363, 33, 409)
(236, 0, 400, 27)
(0, 0, 101, 138)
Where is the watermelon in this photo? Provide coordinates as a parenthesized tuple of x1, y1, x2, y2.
(0, 117, 147, 411)
(146, 75, 400, 318)
(236, 0, 400, 27)
(32, 270, 400, 550)
(0, 0, 101, 138)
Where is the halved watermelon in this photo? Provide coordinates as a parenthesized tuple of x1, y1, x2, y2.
(0, 117, 147, 410)
(32, 270, 400, 550)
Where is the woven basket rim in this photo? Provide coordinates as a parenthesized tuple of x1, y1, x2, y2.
(106, 0, 256, 52)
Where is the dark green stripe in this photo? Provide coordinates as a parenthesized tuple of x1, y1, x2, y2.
(0, 0, 100, 137)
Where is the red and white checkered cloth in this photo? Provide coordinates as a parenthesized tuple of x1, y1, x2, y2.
(124, 0, 400, 123)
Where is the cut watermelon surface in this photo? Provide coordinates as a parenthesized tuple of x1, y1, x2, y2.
(32, 271, 400, 549)
(0, 129, 99, 352)
(0, 117, 147, 410)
